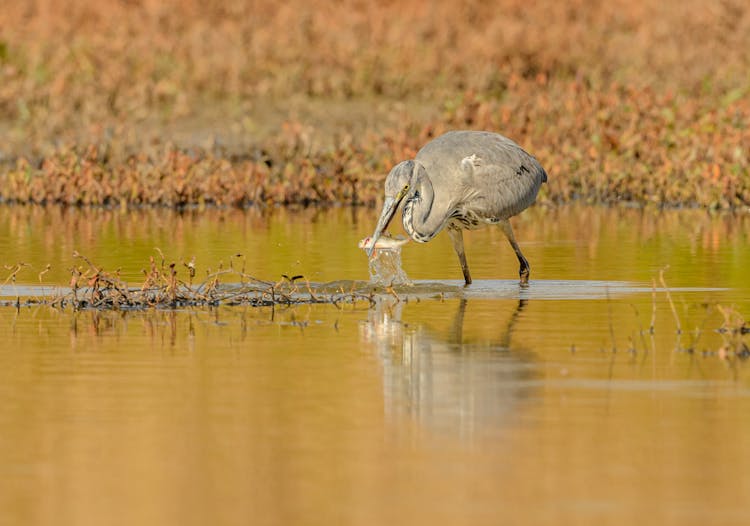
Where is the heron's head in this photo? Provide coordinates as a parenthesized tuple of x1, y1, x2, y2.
(366, 161, 415, 257)
(383, 160, 414, 199)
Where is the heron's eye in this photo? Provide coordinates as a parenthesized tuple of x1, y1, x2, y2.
(413, 190, 420, 199)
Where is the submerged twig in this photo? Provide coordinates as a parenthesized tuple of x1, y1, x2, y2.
(606, 285, 617, 353)
(659, 266, 682, 335)
(650, 278, 657, 334)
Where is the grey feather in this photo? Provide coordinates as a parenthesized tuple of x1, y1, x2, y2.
(415, 130, 547, 224)
(368, 130, 547, 285)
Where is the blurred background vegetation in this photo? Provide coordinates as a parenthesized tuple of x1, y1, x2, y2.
(0, 0, 748, 208)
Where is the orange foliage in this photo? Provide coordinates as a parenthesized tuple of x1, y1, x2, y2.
(0, 1, 748, 209)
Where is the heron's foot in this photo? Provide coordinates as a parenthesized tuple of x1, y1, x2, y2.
(462, 265, 473, 286)
(519, 266, 530, 286)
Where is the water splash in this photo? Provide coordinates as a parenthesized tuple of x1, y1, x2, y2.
(367, 247, 411, 286)
(358, 235, 411, 286)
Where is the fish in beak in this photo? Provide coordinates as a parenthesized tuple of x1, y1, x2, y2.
(366, 185, 409, 258)
(358, 234, 409, 251)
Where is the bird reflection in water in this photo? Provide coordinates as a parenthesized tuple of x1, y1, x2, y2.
(361, 297, 535, 441)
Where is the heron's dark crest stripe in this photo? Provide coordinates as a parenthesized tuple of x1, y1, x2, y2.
(402, 195, 438, 243)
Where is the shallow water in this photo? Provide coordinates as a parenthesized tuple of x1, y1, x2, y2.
(1, 205, 749, 525)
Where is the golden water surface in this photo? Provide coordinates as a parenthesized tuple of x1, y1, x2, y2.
(1, 205, 749, 525)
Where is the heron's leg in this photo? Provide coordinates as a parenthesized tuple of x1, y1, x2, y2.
(447, 227, 472, 285)
(499, 219, 530, 285)
(449, 299, 468, 344)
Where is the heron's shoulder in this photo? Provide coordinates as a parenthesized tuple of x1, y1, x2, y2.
(417, 131, 496, 164)
(416, 130, 547, 183)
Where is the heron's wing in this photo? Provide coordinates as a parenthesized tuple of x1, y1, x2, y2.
(415, 130, 547, 220)
(459, 151, 546, 219)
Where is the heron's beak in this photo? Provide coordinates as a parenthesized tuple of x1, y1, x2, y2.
(366, 186, 408, 258)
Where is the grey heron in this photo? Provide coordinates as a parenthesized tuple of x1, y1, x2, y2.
(367, 130, 547, 285)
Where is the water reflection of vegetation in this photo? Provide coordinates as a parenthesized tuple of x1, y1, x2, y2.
(1, 205, 749, 366)
(3, 205, 750, 287)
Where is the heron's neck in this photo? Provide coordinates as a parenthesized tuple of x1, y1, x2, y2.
(402, 168, 441, 243)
